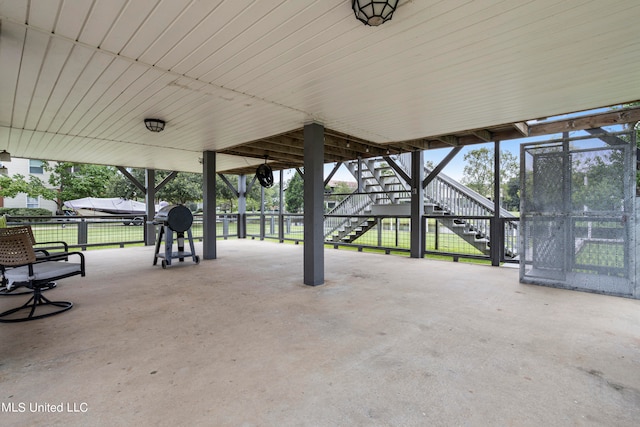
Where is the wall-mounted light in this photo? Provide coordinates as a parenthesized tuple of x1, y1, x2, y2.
(352, 0, 399, 26)
(0, 165, 8, 176)
(0, 150, 11, 162)
(144, 118, 165, 132)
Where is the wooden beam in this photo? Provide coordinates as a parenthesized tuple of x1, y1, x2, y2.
(217, 173, 239, 197)
(244, 141, 305, 158)
(259, 135, 372, 161)
(324, 134, 388, 157)
(529, 107, 640, 136)
(155, 171, 178, 192)
(470, 129, 492, 142)
(584, 128, 627, 146)
(423, 146, 463, 189)
(513, 122, 529, 136)
(116, 166, 146, 194)
(324, 162, 342, 186)
(383, 156, 410, 184)
(435, 135, 459, 146)
(222, 146, 303, 163)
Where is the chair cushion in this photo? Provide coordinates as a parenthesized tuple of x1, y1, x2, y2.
(4, 261, 82, 289)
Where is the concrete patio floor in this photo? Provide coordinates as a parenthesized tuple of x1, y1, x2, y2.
(1, 239, 639, 426)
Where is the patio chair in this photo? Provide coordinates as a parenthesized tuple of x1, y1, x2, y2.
(0, 225, 69, 296)
(0, 231, 85, 323)
(0, 224, 69, 255)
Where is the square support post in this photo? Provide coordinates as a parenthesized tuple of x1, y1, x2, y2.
(144, 169, 156, 246)
(279, 170, 285, 242)
(490, 140, 502, 266)
(410, 150, 424, 258)
(304, 123, 325, 286)
(202, 151, 217, 259)
(356, 157, 363, 192)
(237, 175, 247, 238)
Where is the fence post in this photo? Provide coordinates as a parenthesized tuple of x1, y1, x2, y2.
(377, 219, 382, 247)
(78, 219, 88, 250)
(223, 216, 229, 239)
(395, 218, 399, 247)
(423, 216, 428, 256)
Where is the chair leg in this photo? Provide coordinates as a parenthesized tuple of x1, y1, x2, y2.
(0, 287, 72, 323)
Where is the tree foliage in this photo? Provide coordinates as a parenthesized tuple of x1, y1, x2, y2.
(107, 169, 268, 212)
(461, 147, 519, 203)
(504, 176, 520, 211)
(107, 169, 203, 206)
(571, 150, 626, 211)
(44, 162, 118, 208)
(0, 174, 56, 201)
(285, 172, 304, 213)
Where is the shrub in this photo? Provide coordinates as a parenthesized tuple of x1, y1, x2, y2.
(0, 208, 53, 222)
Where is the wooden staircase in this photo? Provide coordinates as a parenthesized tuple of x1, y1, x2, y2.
(323, 153, 519, 259)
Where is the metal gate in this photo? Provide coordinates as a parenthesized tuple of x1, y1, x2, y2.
(520, 129, 637, 298)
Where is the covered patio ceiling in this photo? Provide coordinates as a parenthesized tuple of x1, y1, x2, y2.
(1, 1, 640, 174)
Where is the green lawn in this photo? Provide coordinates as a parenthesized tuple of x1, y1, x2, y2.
(27, 218, 490, 265)
(575, 241, 625, 269)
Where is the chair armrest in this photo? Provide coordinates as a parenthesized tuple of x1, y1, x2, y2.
(34, 240, 69, 252)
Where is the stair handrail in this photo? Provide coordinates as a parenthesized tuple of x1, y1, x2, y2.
(395, 153, 519, 257)
(395, 153, 516, 216)
(340, 154, 519, 257)
(323, 192, 374, 237)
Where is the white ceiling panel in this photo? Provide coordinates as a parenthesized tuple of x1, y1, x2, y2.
(98, 0, 161, 54)
(55, 0, 94, 40)
(135, 0, 226, 65)
(115, 0, 189, 60)
(78, 0, 128, 47)
(1, 0, 640, 174)
(28, 0, 59, 31)
(154, 0, 259, 73)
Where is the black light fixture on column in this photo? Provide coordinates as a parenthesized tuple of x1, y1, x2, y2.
(352, 0, 399, 26)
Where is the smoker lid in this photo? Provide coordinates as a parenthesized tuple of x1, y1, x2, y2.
(154, 204, 193, 232)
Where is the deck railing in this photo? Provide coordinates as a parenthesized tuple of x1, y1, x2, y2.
(6, 211, 518, 264)
(6, 213, 237, 250)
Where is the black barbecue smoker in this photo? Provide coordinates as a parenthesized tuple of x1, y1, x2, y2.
(152, 204, 199, 268)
